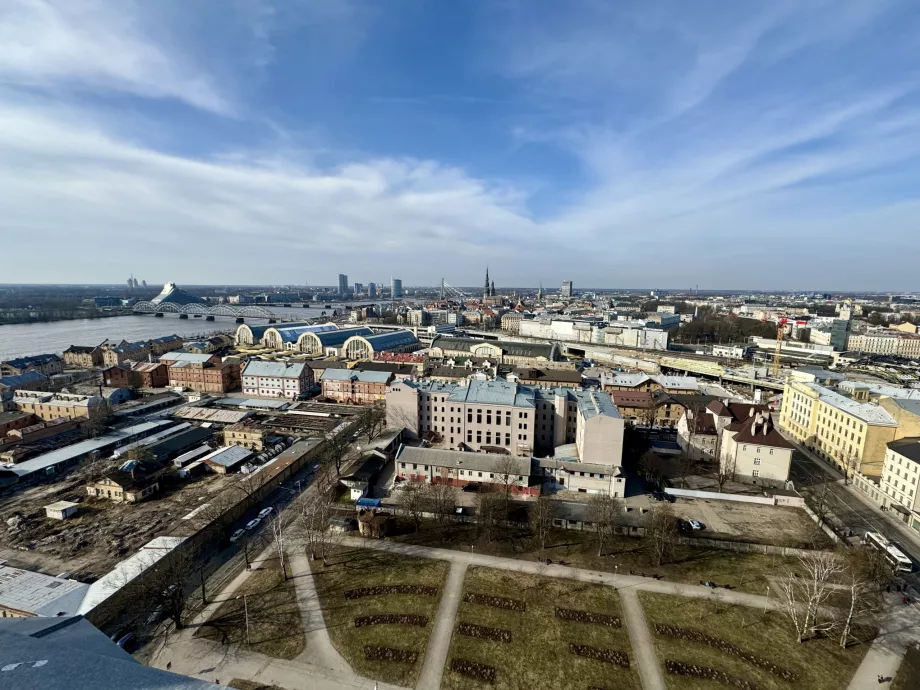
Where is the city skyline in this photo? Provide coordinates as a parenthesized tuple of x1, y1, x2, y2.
(2, 2, 920, 289)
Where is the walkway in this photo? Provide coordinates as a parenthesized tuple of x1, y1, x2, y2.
(338, 536, 782, 609)
(847, 593, 920, 690)
(416, 562, 468, 690)
(620, 589, 667, 690)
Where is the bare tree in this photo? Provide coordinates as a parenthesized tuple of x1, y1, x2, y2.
(120, 443, 156, 464)
(298, 475, 338, 565)
(588, 494, 622, 557)
(716, 448, 737, 492)
(269, 513, 287, 580)
(495, 455, 523, 504)
(529, 495, 557, 556)
(84, 403, 112, 439)
(804, 483, 834, 528)
(778, 551, 843, 643)
(122, 545, 200, 631)
(424, 482, 458, 524)
(839, 549, 877, 648)
(323, 431, 351, 477)
(195, 489, 242, 543)
(476, 491, 505, 542)
(648, 503, 679, 566)
(398, 481, 426, 532)
(676, 450, 697, 490)
(360, 403, 387, 440)
(638, 451, 664, 486)
(639, 400, 658, 429)
(842, 450, 860, 486)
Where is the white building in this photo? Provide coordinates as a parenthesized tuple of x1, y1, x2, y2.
(719, 411, 794, 485)
(241, 361, 314, 399)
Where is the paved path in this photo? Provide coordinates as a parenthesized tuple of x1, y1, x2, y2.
(847, 593, 920, 690)
(620, 589, 667, 690)
(416, 561, 468, 690)
(338, 536, 782, 609)
(289, 551, 353, 674)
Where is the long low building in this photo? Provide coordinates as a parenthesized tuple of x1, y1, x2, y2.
(320, 369, 392, 403)
(428, 335, 561, 367)
(8, 390, 104, 421)
(296, 326, 373, 355)
(395, 445, 537, 496)
(343, 330, 420, 359)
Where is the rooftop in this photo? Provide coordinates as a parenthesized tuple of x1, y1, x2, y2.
(270, 322, 338, 343)
(3, 353, 62, 369)
(574, 389, 622, 420)
(320, 369, 392, 383)
(199, 445, 252, 468)
(447, 378, 536, 407)
(805, 382, 898, 426)
(160, 351, 214, 364)
(887, 438, 920, 464)
(432, 336, 557, 360)
(241, 360, 310, 378)
(305, 326, 373, 347)
(0, 566, 89, 617)
(0, 371, 49, 388)
(396, 445, 531, 475)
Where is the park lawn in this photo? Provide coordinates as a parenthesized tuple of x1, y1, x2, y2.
(395, 521, 795, 594)
(312, 546, 449, 687)
(196, 563, 305, 660)
(639, 591, 873, 690)
(442, 566, 640, 690)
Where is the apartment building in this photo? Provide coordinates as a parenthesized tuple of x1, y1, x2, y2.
(780, 380, 902, 477)
(846, 331, 920, 358)
(319, 369, 392, 404)
(147, 335, 184, 356)
(169, 360, 240, 394)
(62, 345, 104, 368)
(241, 361, 313, 399)
(0, 354, 64, 378)
(102, 341, 151, 367)
(879, 439, 920, 514)
(223, 423, 266, 451)
(610, 390, 684, 428)
(10, 390, 104, 422)
(719, 411, 793, 485)
(103, 362, 168, 389)
(386, 378, 624, 467)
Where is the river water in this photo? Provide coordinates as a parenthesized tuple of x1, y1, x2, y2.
(0, 306, 346, 360)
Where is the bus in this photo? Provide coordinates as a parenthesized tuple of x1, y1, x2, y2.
(865, 531, 914, 573)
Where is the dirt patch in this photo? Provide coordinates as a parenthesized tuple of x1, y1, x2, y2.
(673, 501, 828, 548)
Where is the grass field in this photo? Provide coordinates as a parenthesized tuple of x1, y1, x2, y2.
(395, 521, 796, 594)
(892, 644, 920, 690)
(442, 566, 640, 690)
(312, 546, 448, 687)
(639, 591, 873, 690)
(195, 563, 305, 660)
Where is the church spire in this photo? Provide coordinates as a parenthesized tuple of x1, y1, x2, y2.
(484, 267, 490, 299)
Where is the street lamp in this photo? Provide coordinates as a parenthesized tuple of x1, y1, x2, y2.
(614, 565, 618, 590)
(236, 594, 250, 645)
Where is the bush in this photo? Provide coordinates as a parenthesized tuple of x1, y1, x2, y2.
(464, 592, 526, 612)
(568, 644, 630, 669)
(655, 624, 795, 680)
(354, 614, 428, 628)
(664, 660, 755, 689)
(457, 622, 512, 643)
(450, 658, 496, 682)
(363, 646, 418, 664)
(344, 585, 438, 599)
(556, 608, 621, 628)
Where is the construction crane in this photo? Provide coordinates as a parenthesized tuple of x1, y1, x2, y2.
(772, 317, 788, 378)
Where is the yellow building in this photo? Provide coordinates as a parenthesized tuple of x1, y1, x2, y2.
(780, 380, 899, 477)
(223, 423, 266, 452)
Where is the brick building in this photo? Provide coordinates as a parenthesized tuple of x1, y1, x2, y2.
(320, 369, 392, 404)
(103, 362, 169, 389)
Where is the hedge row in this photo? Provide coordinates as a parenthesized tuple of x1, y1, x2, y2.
(354, 614, 428, 628)
(363, 646, 418, 664)
(655, 624, 795, 681)
(464, 592, 526, 612)
(344, 585, 438, 599)
(556, 607, 621, 628)
(568, 644, 630, 669)
(665, 660, 756, 689)
(450, 658, 496, 682)
(457, 622, 512, 643)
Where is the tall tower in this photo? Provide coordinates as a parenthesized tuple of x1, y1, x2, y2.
(537, 283, 543, 300)
(490, 280, 495, 297)
(484, 267, 490, 300)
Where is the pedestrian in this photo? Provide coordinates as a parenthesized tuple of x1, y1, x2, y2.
(166, 662, 172, 671)
(887, 584, 890, 593)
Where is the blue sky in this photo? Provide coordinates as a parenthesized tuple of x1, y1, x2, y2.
(2, 0, 920, 290)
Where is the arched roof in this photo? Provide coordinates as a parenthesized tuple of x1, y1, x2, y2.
(297, 326, 373, 348)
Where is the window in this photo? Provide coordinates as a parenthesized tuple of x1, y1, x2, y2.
(754, 459, 761, 465)
(752, 469, 760, 477)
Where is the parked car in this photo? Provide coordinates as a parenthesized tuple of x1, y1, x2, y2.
(688, 519, 705, 531)
(677, 519, 690, 532)
(663, 492, 676, 503)
(116, 633, 136, 652)
(230, 529, 245, 543)
(258, 507, 273, 518)
(650, 491, 664, 502)
(245, 518, 261, 530)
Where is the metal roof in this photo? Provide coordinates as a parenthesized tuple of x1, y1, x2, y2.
(214, 396, 290, 409)
(320, 369, 392, 383)
(0, 566, 90, 617)
(304, 326, 373, 347)
(573, 389, 622, 420)
(396, 445, 531, 475)
(357, 330, 419, 350)
(242, 360, 310, 378)
(159, 351, 213, 363)
(200, 445, 252, 467)
(2, 353, 61, 369)
(804, 382, 898, 426)
(446, 378, 536, 407)
(0, 371, 48, 388)
(432, 336, 557, 359)
(271, 322, 338, 343)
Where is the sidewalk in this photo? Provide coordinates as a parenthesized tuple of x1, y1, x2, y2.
(846, 592, 920, 689)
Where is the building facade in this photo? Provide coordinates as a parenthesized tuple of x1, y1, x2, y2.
(102, 342, 151, 367)
(241, 361, 314, 398)
(62, 346, 104, 368)
(719, 411, 794, 485)
(342, 330, 420, 359)
(320, 369, 392, 404)
(0, 354, 64, 378)
(428, 336, 562, 368)
(395, 446, 537, 495)
(10, 391, 104, 422)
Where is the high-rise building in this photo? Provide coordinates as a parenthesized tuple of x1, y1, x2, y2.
(338, 274, 349, 295)
(368, 282, 377, 299)
(484, 267, 490, 299)
(391, 278, 403, 299)
(354, 282, 364, 294)
(561, 280, 573, 298)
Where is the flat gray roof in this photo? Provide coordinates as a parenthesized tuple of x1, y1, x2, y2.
(0, 566, 89, 617)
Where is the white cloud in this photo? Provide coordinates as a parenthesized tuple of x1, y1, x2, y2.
(0, 0, 228, 112)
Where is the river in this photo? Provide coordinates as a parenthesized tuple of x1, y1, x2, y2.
(0, 306, 347, 360)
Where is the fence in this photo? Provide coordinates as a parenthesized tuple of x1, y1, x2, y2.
(675, 535, 829, 558)
(664, 487, 804, 507)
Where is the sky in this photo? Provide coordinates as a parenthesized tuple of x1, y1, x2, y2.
(2, 0, 920, 291)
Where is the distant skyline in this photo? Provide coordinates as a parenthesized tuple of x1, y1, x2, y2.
(2, 1, 920, 289)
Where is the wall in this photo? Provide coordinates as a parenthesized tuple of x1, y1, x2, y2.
(663, 487, 777, 505)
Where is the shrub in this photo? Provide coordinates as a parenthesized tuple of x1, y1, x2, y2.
(450, 658, 496, 682)
(568, 644, 630, 669)
(344, 585, 438, 600)
(464, 592, 526, 612)
(363, 646, 418, 664)
(665, 660, 756, 689)
(654, 624, 795, 681)
(457, 622, 512, 643)
(556, 608, 621, 627)
(354, 614, 428, 628)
